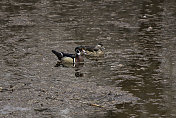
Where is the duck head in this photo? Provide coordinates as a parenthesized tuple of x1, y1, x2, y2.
(75, 47, 84, 62)
(76, 46, 86, 55)
(95, 43, 105, 50)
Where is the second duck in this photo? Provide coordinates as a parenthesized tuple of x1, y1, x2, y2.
(80, 43, 105, 57)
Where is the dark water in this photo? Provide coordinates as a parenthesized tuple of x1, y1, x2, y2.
(1, 0, 176, 117)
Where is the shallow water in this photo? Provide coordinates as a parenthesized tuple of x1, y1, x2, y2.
(1, 0, 176, 117)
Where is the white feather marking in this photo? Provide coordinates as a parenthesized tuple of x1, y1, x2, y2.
(77, 52, 81, 56)
(60, 52, 63, 57)
(73, 57, 76, 63)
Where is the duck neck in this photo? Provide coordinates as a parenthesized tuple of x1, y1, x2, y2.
(75, 54, 84, 62)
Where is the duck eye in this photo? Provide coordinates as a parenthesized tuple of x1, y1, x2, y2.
(76, 49, 80, 53)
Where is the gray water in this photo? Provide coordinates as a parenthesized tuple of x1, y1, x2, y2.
(1, 0, 176, 118)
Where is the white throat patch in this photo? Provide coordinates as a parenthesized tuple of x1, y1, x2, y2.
(77, 52, 81, 56)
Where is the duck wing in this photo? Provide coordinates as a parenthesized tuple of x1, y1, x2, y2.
(61, 52, 75, 58)
(52, 50, 75, 60)
(85, 46, 95, 52)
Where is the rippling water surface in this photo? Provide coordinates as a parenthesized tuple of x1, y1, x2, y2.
(1, 0, 176, 117)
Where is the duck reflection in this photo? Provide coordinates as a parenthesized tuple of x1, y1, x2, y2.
(54, 61, 84, 77)
(75, 69, 84, 77)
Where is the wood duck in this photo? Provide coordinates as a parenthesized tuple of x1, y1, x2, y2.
(52, 47, 84, 64)
(79, 43, 105, 57)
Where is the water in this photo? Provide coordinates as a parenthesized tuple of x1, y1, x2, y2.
(1, 0, 176, 117)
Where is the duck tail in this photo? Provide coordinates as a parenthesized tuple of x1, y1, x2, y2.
(52, 50, 63, 60)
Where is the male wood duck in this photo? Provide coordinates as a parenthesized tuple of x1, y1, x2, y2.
(52, 47, 84, 64)
(79, 43, 105, 57)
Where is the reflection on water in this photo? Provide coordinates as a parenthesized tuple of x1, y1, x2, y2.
(1, 0, 176, 117)
(54, 61, 85, 77)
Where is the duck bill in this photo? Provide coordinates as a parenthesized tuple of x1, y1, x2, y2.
(82, 49, 87, 55)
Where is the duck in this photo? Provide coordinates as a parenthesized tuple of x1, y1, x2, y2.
(79, 43, 105, 57)
(52, 47, 84, 64)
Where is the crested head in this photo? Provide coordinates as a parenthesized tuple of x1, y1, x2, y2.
(95, 43, 104, 49)
(75, 47, 82, 56)
(97, 43, 103, 47)
(74, 46, 84, 62)
(75, 46, 86, 55)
